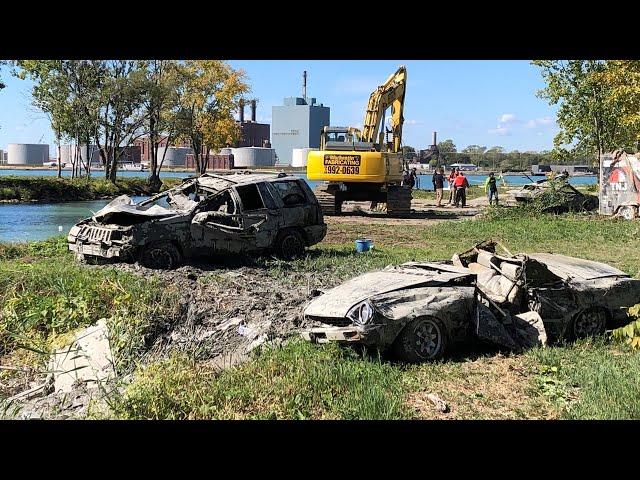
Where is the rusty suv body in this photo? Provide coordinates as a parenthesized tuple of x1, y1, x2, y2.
(68, 172, 327, 268)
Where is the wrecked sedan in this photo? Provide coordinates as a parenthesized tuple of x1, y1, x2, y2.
(302, 242, 640, 361)
(68, 172, 327, 268)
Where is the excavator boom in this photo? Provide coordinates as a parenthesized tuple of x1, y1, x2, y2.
(361, 66, 407, 152)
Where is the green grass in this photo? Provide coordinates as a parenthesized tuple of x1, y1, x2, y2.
(107, 340, 408, 420)
(527, 340, 640, 419)
(3, 211, 640, 419)
(0, 237, 179, 374)
(0, 176, 183, 202)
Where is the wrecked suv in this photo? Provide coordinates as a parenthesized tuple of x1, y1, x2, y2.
(68, 172, 327, 268)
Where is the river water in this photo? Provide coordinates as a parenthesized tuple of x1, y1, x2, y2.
(0, 169, 598, 242)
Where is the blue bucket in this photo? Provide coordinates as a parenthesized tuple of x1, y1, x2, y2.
(355, 238, 373, 253)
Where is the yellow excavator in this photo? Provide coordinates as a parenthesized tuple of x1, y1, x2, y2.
(306, 65, 409, 215)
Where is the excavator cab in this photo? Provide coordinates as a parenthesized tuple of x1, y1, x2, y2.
(320, 126, 373, 152)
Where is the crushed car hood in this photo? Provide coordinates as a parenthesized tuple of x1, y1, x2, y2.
(92, 195, 188, 223)
(528, 253, 628, 281)
(305, 267, 471, 318)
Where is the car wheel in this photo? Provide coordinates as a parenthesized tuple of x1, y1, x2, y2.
(141, 242, 181, 269)
(571, 307, 607, 339)
(276, 230, 305, 260)
(619, 206, 637, 221)
(392, 316, 448, 362)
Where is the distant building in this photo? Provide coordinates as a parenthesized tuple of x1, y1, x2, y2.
(271, 71, 330, 165)
(449, 163, 479, 172)
(0, 149, 6, 165)
(235, 99, 270, 148)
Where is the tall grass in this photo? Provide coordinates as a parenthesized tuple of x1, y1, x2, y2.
(527, 340, 640, 419)
(108, 340, 408, 420)
(0, 237, 178, 373)
(0, 176, 182, 202)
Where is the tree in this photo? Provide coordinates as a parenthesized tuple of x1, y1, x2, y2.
(437, 139, 456, 164)
(142, 60, 182, 191)
(174, 60, 249, 175)
(14, 61, 75, 178)
(533, 60, 628, 158)
(485, 146, 504, 171)
(94, 61, 148, 182)
(599, 60, 640, 150)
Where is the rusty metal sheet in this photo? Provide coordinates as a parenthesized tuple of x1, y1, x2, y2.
(528, 253, 628, 280)
(304, 269, 469, 318)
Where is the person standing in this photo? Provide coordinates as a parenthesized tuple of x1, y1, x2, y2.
(453, 171, 469, 207)
(432, 167, 445, 207)
(447, 167, 459, 205)
(484, 172, 499, 206)
(411, 167, 418, 189)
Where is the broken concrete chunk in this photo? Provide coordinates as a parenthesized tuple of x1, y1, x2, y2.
(426, 393, 449, 413)
(49, 318, 115, 394)
(217, 317, 243, 332)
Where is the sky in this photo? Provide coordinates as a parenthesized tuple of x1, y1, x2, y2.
(0, 60, 559, 154)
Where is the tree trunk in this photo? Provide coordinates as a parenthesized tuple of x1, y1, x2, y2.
(56, 129, 62, 179)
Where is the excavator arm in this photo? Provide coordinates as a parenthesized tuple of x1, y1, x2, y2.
(361, 66, 407, 153)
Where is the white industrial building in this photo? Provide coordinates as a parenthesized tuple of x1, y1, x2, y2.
(7, 143, 49, 166)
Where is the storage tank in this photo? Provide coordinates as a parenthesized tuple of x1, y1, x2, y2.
(230, 147, 276, 168)
(291, 148, 318, 168)
(60, 144, 101, 165)
(157, 146, 192, 167)
(8, 143, 49, 166)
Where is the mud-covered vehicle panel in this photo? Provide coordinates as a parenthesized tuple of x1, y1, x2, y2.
(302, 241, 640, 361)
(68, 172, 327, 268)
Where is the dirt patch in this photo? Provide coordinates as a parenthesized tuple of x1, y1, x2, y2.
(405, 353, 558, 419)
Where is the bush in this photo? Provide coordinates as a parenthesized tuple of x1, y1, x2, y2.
(612, 304, 640, 349)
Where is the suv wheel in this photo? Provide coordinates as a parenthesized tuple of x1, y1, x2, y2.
(141, 242, 181, 269)
(276, 229, 305, 260)
(392, 316, 448, 362)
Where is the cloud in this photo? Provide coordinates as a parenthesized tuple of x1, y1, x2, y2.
(488, 126, 511, 136)
(525, 117, 554, 129)
(499, 113, 517, 124)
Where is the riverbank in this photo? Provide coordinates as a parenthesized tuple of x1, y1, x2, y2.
(1, 210, 639, 419)
(0, 176, 183, 203)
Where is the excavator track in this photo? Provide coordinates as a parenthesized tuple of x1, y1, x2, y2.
(386, 186, 412, 217)
(314, 185, 341, 216)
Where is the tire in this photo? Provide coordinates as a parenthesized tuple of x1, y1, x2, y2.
(392, 316, 448, 362)
(140, 242, 182, 270)
(275, 229, 305, 260)
(570, 307, 608, 340)
(619, 206, 637, 221)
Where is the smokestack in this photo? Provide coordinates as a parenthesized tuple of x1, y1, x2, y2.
(239, 100, 245, 123)
(250, 100, 256, 122)
(302, 71, 307, 100)
(432, 131, 437, 146)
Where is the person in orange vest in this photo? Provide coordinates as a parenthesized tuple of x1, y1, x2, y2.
(453, 171, 470, 207)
